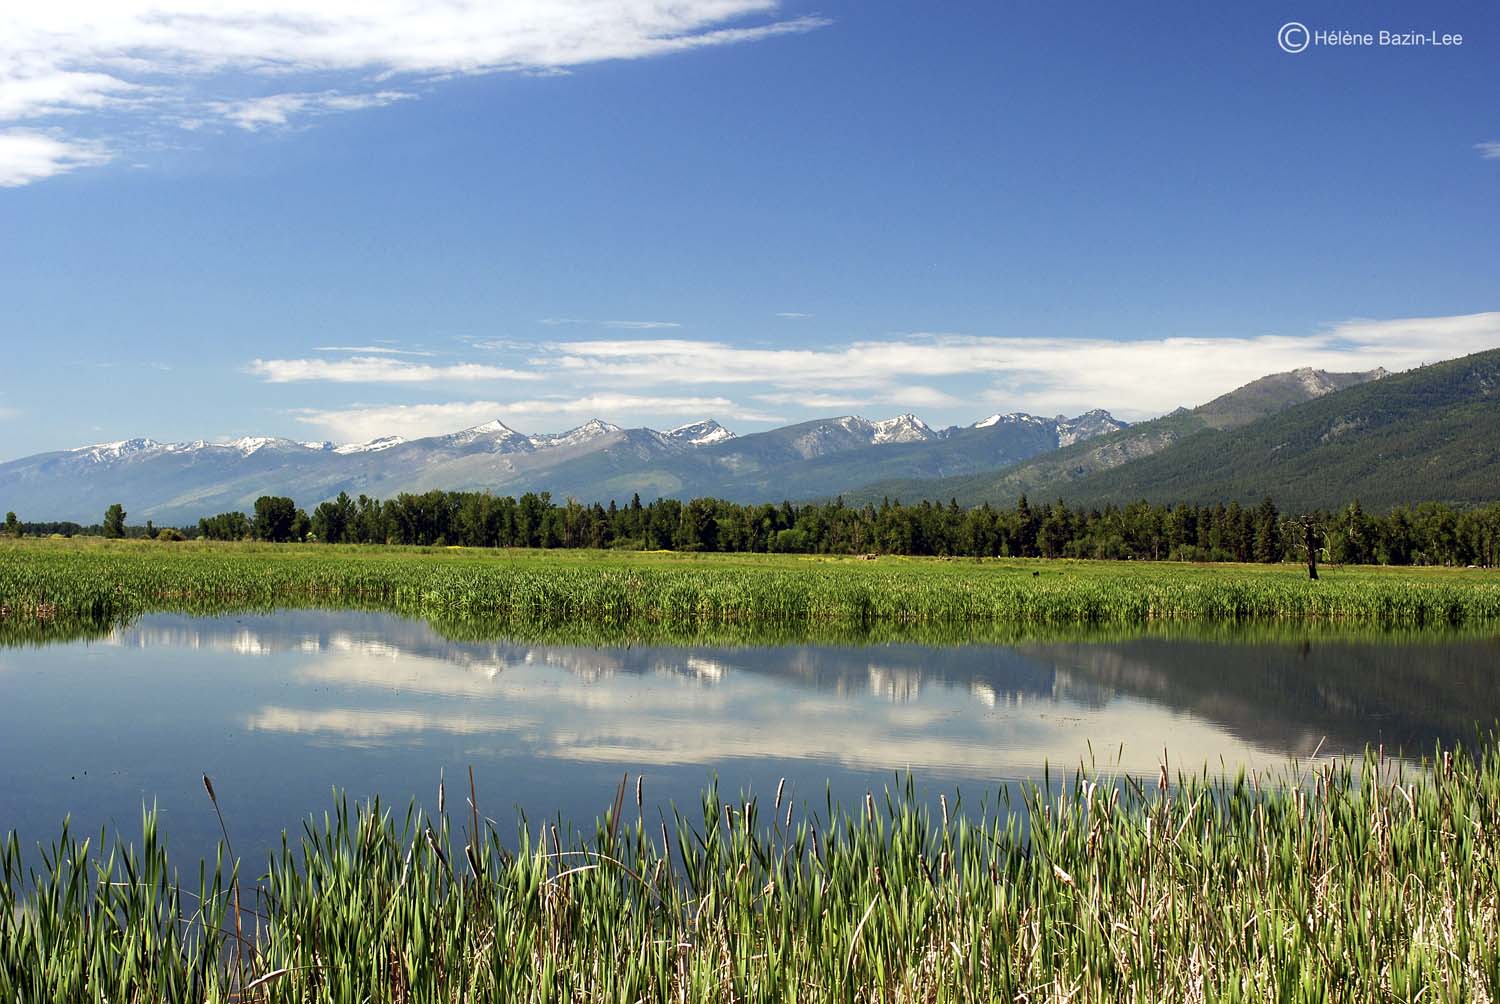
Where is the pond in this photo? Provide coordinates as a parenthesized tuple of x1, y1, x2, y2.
(2, 609, 1498, 862)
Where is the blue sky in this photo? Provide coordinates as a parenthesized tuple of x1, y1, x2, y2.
(2, 0, 1498, 458)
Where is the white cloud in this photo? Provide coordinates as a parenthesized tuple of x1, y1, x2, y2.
(247, 311, 1499, 441)
(540, 318, 682, 329)
(314, 345, 435, 357)
(206, 90, 415, 131)
(775, 311, 813, 319)
(1476, 141, 1500, 160)
(1, 2, 828, 185)
(756, 385, 959, 411)
(247, 356, 541, 383)
(548, 312, 1500, 419)
(0, 129, 112, 186)
(291, 395, 778, 441)
(753, 391, 865, 410)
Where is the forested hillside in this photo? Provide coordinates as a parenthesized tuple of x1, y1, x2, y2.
(1048, 348, 1500, 510)
(849, 366, 1387, 506)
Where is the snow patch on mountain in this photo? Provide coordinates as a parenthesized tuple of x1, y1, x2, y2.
(1055, 409, 1128, 447)
(71, 438, 164, 463)
(972, 413, 1048, 430)
(871, 414, 937, 444)
(529, 419, 622, 449)
(441, 420, 533, 451)
(665, 419, 736, 446)
(334, 435, 406, 455)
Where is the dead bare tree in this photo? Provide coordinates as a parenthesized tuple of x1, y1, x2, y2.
(1296, 515, 1323, 580)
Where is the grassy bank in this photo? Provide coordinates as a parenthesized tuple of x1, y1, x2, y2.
(2, 538, 1499, 641)
(5, 748, 1499, 1002)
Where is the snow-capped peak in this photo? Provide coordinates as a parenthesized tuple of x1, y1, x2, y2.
(871, 413, 936, 444)
(71, 438, 164, 462)
(438, 419, 534, 453)
(665, 419, 736, 446)
(333, 435, 406, 455)
(972, 412, 1046, 429)
(1054, 410, 1126, 447)
(225, 436, 293, 456)
(529, 419, 622, 449)
(446, 419, 524, 443)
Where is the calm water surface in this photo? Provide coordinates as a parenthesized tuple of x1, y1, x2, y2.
(2, 610, 1498, 862)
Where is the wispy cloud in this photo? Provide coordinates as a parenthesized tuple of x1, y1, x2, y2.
(1, 2, 831, 185)
(775, 311, 814, 319)
(314, 345, 436, 357)
(547, 312, 1500, 418)
(467, 337, 537, 352)
(540, 318, 682, 329)
(203, 90, 415, 132)
(0, 129, 112, 186)
(1476, 141, 1500, 160)
(291, 395, 777, 441)
(247, 356, 540, 384)
(247, 311, 1499, 438)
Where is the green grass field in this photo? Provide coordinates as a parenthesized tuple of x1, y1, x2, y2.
(2, 537, 1499, 644)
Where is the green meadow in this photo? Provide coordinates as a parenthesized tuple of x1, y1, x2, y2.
(2, 538, 1499, 644)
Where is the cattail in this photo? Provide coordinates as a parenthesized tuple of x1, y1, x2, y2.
(424, 823, 449, 870)
(636, 774, 644, 810)
(437, 768, 445, 817)
(202, 774, 218, 805)
(940, 793, 949, 831)
(865, 792, 875, 824)
(774, 778, 786, 812)
(785, 796, 794, 829)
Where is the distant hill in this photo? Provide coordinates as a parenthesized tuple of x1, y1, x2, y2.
(850, 365, 1388, 506)
(1045, 348, 1500, 510)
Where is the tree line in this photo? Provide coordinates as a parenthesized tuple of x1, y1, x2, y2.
(7, 492, 1498, 567)
(190, 491, 1500, 567)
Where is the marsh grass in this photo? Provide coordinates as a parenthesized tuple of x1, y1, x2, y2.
(4, 746, 1500, 1002)
(2, 539, 1499, 646)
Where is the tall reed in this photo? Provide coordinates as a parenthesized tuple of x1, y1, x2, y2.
(4, 745, 1499, 1001)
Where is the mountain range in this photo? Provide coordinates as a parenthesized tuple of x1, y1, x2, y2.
(5, 348, 1496, 523)
(0, 410, 1125, 524)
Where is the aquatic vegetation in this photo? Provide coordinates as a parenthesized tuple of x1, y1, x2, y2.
(4, 748, 1500, 1001)
(2, 539, 1499, 644)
